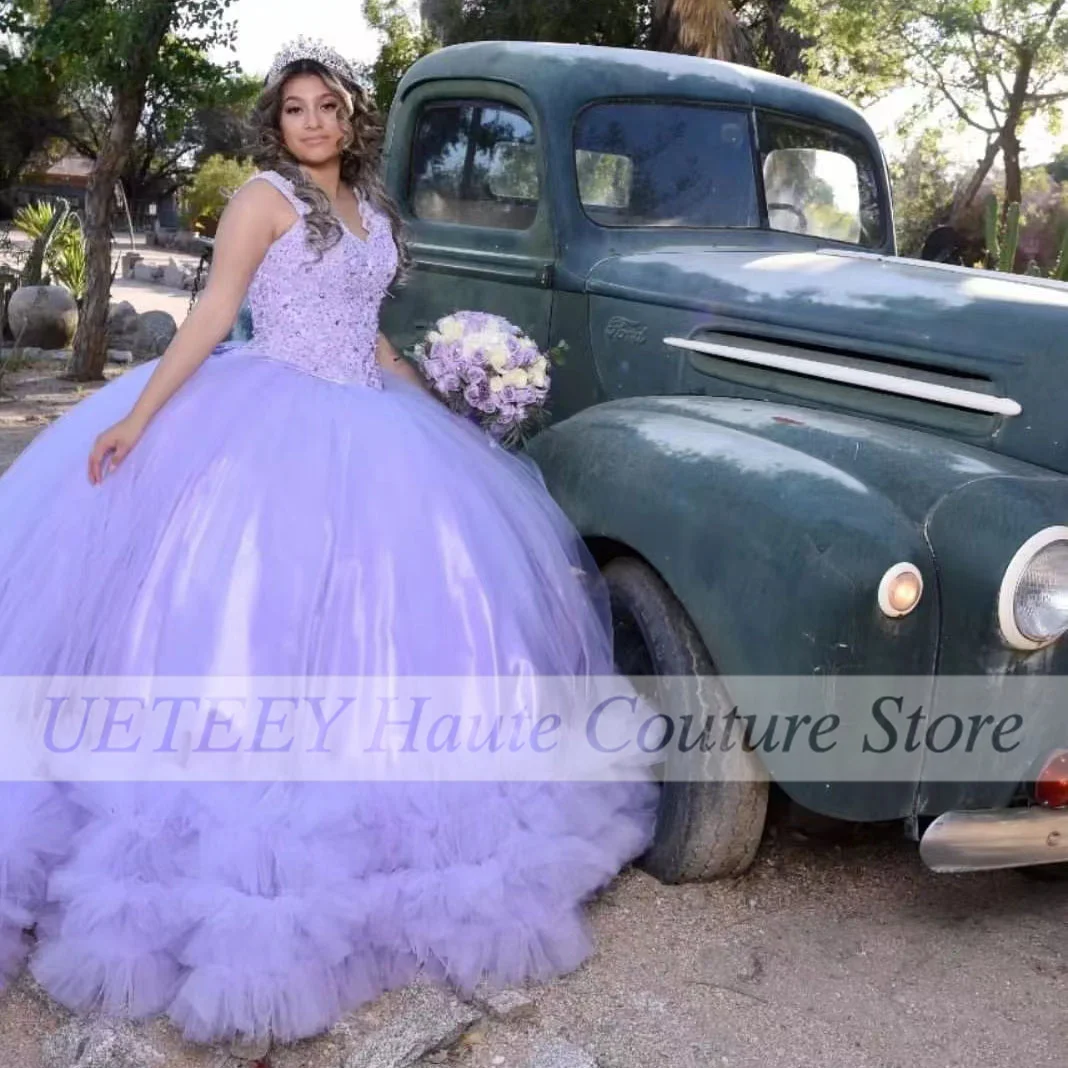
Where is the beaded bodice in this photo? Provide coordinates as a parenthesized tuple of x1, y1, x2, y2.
(241, 170, 398, 387)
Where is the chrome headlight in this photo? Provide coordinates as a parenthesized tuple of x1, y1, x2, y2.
(998, 526, 1068, 650)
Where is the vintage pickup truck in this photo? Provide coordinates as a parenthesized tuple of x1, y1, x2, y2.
(377, 41, 1068, 881)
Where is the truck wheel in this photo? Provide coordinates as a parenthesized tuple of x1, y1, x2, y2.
(602, 557, 768, 883)
(1019, 863, 1068, 881)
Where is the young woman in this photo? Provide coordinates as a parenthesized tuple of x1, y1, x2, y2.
(0, 38, 657, 1047)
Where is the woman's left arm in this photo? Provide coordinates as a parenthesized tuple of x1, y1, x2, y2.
(376, 332, 427, 390)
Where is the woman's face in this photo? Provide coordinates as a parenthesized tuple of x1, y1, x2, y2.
(279, 72, 346, 165)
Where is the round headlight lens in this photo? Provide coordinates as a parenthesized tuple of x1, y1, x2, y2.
(1014, 541, 1068, 642)
(999, 527, 1068, 650)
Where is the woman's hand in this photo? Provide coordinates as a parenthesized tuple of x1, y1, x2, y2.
(376, 332, 429, 391)
(88, 415, 146, 485)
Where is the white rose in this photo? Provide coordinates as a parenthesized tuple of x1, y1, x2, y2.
(488, 345, 511, 372)
(489, 376, 505, 393)
(427, 331, 443, 344)
(530, 368, 547, 388)
(461, 331, 500, 358)
(532, 356, 548, 374)
(441, 318, 465, 342)
(505, 369, 529, 388)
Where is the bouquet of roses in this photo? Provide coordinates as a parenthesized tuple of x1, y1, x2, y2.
(411, 310, 564, 448)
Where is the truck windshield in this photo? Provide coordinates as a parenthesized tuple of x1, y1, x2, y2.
(573, 102, 758, 229)
(757, 113, 884, 248)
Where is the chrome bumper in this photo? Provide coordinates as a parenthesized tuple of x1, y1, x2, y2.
(920, 807, 1068, 873)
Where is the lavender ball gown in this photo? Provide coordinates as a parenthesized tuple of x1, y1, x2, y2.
(0, 171, 657, 1042)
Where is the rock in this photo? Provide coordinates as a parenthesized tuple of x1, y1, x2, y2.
(161, 259, 188, 289)
(271, 1022, 355, 1068)
(41, 1018, 167, 1068)
(338, 984, 480, 1068)
(106, 301, 140, 351)
(524, 1037, 599, 1068)
(4, 346, 42, 361)
(132, 262, 163, 284)
(230, 1034, 271, 1060)
(7, 286, 78, 349)
(107, 350, 134, 365)
(471, 987, 536, 1023)
(271, 986, 482, 1068)
(133, 310, 177, 361)
(121, 252, 143, 279)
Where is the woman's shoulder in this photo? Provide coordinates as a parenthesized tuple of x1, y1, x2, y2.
(228, 168, 307, 218)
(237, 169, 306, 209)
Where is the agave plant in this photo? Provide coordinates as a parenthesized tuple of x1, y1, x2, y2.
(50, 216, 88, 300)
(13, 200, 64, 242)
(13, 198, 88, 296)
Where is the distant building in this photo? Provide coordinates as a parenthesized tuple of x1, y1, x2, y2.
(11, 153, 93, 213)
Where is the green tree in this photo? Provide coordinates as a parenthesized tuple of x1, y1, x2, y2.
(364, 0, 440, 113)
(0, 2, 72, 200)
(182, 153, 256, 229)
(889, 129, 961, 255)
(795, 0, 1068, 217)
(30, 0, 237, 380)
(422, 0, 810, 78)
(62, 49, 257, 212)
(425, 0, 651, 49)
(193, 71, 261, 163)
(1046, 144, 1068, 182)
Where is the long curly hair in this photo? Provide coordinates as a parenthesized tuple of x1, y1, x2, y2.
(250, 59, 410, 282)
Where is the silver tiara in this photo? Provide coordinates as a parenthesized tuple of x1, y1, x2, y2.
(266, 36, 367, 90)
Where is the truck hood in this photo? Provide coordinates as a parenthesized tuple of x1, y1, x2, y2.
(585, 248, 1068, 473)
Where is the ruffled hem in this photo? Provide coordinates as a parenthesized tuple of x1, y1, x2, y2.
(0, 347, 658, 1040)
(7, 779, 655, 1041)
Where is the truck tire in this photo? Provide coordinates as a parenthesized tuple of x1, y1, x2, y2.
(602, 556, 768, 883)
(1019, 863, 1068, 881)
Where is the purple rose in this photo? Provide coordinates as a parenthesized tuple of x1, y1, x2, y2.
(463, 383, 486, 408)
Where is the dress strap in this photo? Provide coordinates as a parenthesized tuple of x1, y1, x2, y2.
(247, 170, 310, 215)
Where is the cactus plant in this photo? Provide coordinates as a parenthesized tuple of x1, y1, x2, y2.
(978, 194, 1068, 280)
(999, 202, 1021, 274)
(983, 194, 1000, 269)
(1050, 226, 1068, 283)
(983, 193, 1022, 274)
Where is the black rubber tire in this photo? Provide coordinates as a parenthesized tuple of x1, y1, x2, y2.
(602, 556, 769, 883)
(1018, 863, 1068, 882)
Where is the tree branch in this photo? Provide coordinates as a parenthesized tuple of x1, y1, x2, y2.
(922, 55, 999, 133)
(1025, 89, 1068, 104)
(973, 12, 1015, 48)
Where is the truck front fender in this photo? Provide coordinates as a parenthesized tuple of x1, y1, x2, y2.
(528, 396, 942, 819)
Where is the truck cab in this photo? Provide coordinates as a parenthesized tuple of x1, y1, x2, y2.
(380, 41, 1068, 881)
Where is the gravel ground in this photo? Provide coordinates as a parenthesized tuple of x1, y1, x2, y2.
(0, 360, 1064, 1067)
(0, 820, 1063, 1068)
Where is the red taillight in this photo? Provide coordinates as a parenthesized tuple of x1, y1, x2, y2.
(1035, 750, 1068, 808)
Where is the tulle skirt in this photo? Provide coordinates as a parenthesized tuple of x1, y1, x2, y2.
(0, 345, 658, 1042)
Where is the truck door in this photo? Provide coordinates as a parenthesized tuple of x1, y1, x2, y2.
(380, 81, 555, 360)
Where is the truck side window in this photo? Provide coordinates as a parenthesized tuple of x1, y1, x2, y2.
(409, 101, 540, 230)
(757, 114, 884, 248)
(573, 103, 758, 229)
